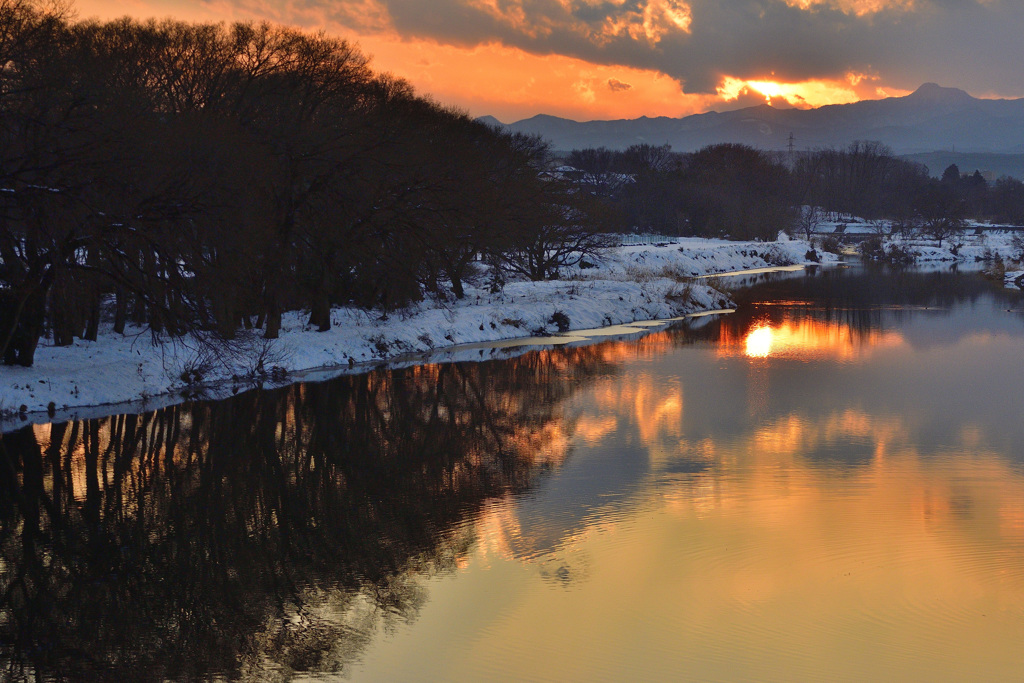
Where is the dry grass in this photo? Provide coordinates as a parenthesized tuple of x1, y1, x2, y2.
(665, 281, 695, 306)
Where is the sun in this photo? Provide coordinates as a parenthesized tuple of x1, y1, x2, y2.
(718, 77, 786, 105)
(746, 80, 785, 104)
(716, 74, 890, 109)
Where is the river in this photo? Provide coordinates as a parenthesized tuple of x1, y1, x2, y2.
(1, 263, 1022, 681)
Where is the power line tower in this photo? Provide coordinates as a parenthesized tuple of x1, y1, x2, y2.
(787, 132, 795, 155)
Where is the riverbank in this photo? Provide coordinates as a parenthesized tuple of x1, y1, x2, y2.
(3, 231, 1021, 427)
(1, 237, 837, 425)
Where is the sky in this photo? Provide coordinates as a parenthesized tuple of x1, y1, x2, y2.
(72, 0, 1024, 122)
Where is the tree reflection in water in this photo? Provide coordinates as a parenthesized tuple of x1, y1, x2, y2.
(0, 347, 616, 681)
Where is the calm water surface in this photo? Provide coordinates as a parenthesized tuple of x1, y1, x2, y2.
(1, 264, 1023, 681)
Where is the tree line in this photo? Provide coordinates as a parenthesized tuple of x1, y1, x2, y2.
(0, 0, 604, 367)
(564, 141, 1024, 241)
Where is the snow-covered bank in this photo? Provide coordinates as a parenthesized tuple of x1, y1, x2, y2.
(3, 237, 835, 425)
(824, 221, 1023, 271)
(883, 232, 1018, 265)
(851, 229, 1024, 289)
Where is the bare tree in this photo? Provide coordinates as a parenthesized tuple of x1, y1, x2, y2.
(797, 205, 822, 240)
(915, 180, 966, 247)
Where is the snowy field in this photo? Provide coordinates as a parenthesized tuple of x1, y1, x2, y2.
(1, 232, 1020, 428)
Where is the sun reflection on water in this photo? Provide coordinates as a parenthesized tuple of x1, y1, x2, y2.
(745, 325, 774, 357)
(725, 317, 906, 361)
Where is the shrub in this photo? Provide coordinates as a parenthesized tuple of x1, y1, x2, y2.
(624, 265, 657, 283)
(885, 243, 916, 265)
(179, 368, 204, 385)
(1012, 233, 1024, 262)
(763, 246, 796, 266)
(486, 268, 505, 294)
(665, 282, 694, 306)
(859, 236, 884, 260)
(821, 235, 842, 254)
(368, 334, 390, 356)
(235, 334, 293, 381)
(982, 253, 1006, 281)
(549, 310, 571, 332)
(175, 353, 213, 386)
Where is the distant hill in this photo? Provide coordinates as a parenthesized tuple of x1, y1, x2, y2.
(482, 84, 1024, 158)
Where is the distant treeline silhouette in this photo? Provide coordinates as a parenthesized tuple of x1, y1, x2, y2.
(561, 141, 1024, 240)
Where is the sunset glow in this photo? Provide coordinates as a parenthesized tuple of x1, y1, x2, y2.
(69, 0, 1024, 121)
(716, 74, 909, 109)
(780, 0, 918, 16)
(353, 37, 708, 121)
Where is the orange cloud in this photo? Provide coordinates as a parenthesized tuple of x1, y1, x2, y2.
(354, 36, 720, 121)
(600, 0, 692, 45)
(780, 0, 918, 15)
(464, 0, 547, 38)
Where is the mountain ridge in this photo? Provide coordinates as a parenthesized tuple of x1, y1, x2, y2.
(482, 84, 1024, 155)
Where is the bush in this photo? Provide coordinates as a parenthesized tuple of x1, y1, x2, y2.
(486, 267, 506, 294)
(885, 243, 916, 265)
(761, 246, 796, 266)
(549, 310, 571, 332)
(1012, 233, 1024, 262)
(820, 235, 841, 254)
(173, 350, 214, 386)
(983, 255, 1006, 281)
(859, 236, 884, 260)
(368, 334, 390, 357)
(665, 282, 694, 307)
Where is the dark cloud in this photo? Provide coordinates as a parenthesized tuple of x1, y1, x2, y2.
(607, 78, 632, 92)
(353, 0, 1024, 96)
